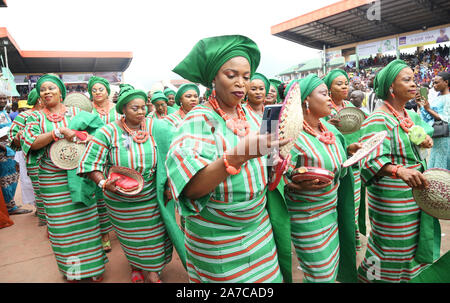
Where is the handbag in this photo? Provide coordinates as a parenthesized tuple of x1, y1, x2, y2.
(109, 172, 140, 192)
(432, 120, 449, 138)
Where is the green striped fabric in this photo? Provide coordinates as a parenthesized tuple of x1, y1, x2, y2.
(283, 121, 348, 283)
(91, 106, 121, 235)
(8, 111, 46, 222)
(166, 104, 283, 283)
(163, 111, 184, 129)
(357, 108, 440, 283)
(92, 106, 121, 125)
(326, 101, 366, 250)
(78, 118, 173, 272)
(22, 107, 107, 280)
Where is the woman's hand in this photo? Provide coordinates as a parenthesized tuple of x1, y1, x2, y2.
(396, 167, 429, 189)
(164, 188, 173, 205)
(226, 131, 293, 167)
(419, 135, 433, 149)
(104, 177, 120, 193)
(347, 143, 362, 157)
(286, 179, 333, 193)
(78, 134, 94, 145)
(327, 116, 341, 128)
(60, 127, 77, 143)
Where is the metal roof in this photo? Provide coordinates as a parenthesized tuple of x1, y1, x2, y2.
(271, 0, 450, 50)
(0, 27, 133, 73)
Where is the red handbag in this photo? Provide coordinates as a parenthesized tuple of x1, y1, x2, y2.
(73, 130, 88, 141)
(110, 172, 140, 192)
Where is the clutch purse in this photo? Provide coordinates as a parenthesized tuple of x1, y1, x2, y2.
(110, 172, 140, 192)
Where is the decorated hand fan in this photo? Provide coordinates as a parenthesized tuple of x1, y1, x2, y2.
(50, 139, 86, 170)
(342, 131, 388, 168)
(108, 166, 144, 196)
(291, 167, 335, 184)
(268, 81, 303, 191)
(412, 168, 450, 220)
(336, 107, 365, 134)
(64, 92, 93, 113)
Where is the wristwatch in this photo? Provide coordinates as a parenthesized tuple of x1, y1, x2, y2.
(53, 128, 65, 139)
(98, 179, 106, 189)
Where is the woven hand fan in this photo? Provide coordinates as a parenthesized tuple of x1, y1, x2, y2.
(268, 81, 303, 191)
(342, 130, 387, 168)
(50, 139, 86, 170)
(412, 168, 450, 220)
(64, 92, 93, 113)
(336, 107, 365, 134)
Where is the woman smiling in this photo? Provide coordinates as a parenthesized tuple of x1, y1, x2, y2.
(22, 74, 106, 282)
(244, 72, 270, 121)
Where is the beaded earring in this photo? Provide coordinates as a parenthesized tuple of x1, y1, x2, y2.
(305, 101, 311, 115)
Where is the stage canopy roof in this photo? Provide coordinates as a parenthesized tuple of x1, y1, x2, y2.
(0, 27, 133, 74)
(271, 0, 450, 50)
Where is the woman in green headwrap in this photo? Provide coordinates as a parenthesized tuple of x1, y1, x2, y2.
(283, 74, 361, 282)
(163, 83, 199, 129)
(22, 74, 107, 282)
(323, 68, 368, 251)
(149, 91, 175, 119)
(167, 34, 291, 283)
(8, 89, 43, 218)
(164, 87, 178, 109)
(244, 72, 269, 124)
(265, 79, 282, 105)
(357, 59, 440, 283)
(87, 76, 120, 253)
(78, 84, 185, 283)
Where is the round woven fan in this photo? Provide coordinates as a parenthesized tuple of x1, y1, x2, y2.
(268, 81, 303, 191)
(50, 139, 86, 170)
(342, 130, 387, 168)
(336, 107, 365, 134)
(412, 168, 450, 220)
(64, 92, 93, 112)
(108, 166, 144, 196)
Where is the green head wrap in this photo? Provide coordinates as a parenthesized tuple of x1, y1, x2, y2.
(299, 74, 326, 102)
(172, 35, 261, 88)
(88, 76, 111, 100)
(374, 59, 409, 100)
(115, 84, 147, 115)
(322, 69, 349, 89)
(250, 72, 270, 96)
(35, 74, 66, 100)
(27, 88, 39, 106)
(151, 91, 168, 105)
(163, 87, 176, 98)
(175, 83, 200, 106)
(269, 79, 282, 103)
